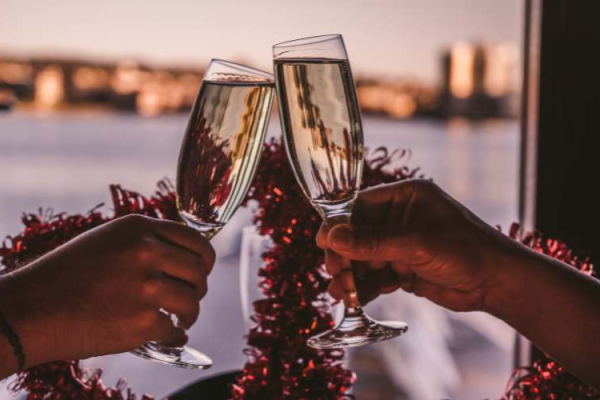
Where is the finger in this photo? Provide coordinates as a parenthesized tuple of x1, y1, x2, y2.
(354, 261, 369, 281)
(326, 250, 355, 293)
(390, 262, 415, 281)
(353, 181, 416, 225)
(159, 327, 189, 348)
(150, 219, 216, 272)
(157, 278, 201, 329)
(146, 312, 185, 344)
(316, 223, 332, 249)
(410, 279, 479, 312)
(330, 268, 398, 305)
(328, 278, 344, 301)
(327, 268, 358, 301)
(356, 268, 400, 304)
(328, 223, 420, 261)
(324, 249, 346, 277)
(152, 239, 208, 295)
(355, 260, 388, 279)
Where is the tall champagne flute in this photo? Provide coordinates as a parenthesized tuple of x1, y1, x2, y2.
(273, 35, 408, 349)
(132, 59, 274, 369)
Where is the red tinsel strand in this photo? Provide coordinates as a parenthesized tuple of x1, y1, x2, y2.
(231, 142, 419, 399)
(0, 208, 107, 273)
(8, 360, 152, 400)
(3, 140, 597, 399)
(508, 223, 594, 277)
(502, 224, 598, 400)
(0, 182, 179, 399)
(503, 360, 600, 400)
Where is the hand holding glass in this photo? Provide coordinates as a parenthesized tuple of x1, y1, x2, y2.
(273, 35, 408, 349)
(132, 59, 274, 368)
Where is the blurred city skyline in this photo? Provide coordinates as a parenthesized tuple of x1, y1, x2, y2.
(0, 0, 522, 84)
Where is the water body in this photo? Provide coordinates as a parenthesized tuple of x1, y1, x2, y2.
(0, 113, 519, 399)
(0, 113, 519, 236)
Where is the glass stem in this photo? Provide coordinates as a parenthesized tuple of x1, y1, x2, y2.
(197, 227, 219, 241)
(324, 213, 363, 311)
(344, 305, 366, 319)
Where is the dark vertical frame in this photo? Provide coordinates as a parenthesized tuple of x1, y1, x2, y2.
(518, 0, 600, 366)
(519, 0, 542, 233)
(533, 0, 599, 260)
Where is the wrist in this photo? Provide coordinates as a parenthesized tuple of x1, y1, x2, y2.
(0, 306, 18, 378)
(0, 265, 61, 369)
(481, 234, 537, 321)
(0, 305, 25, 371)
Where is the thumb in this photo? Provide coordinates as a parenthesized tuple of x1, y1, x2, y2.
(328, 224, 399, 261)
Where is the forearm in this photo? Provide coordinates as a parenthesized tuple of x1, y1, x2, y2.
(1, 272, 23, 379)
(1, 273, 19, 379)
(0, 269, 60, 379)
(485, 241, 600, 387)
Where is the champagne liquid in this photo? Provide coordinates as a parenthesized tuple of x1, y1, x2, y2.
(275, 58, 364, 219)
(177, 80, 274, 238)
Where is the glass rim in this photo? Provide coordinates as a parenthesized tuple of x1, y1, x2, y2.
(272, 34, 342, 49)
(206, 58, 274, 83)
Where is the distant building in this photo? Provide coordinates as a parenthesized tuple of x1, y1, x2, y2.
(0, 50, 518, 120)
(0, 60, 35, 100)
(0, 55, 204, 115)
(35, 65, 65, 108)
(440, 42, 518, 119)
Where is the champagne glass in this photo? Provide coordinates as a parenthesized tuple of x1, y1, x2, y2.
(132, 59, 275, 369)
(273, 34, 408, 349)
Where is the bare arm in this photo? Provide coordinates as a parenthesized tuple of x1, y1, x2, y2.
(0, 214, 215, 380)
(317, 180, 600, 387)
(486, 244, 600, 386)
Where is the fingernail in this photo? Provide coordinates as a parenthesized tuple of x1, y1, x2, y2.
(330, 226, 355, 250)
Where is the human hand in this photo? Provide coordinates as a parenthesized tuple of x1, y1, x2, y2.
(0, 214, 215, 368)
(317, 180, 517, 312)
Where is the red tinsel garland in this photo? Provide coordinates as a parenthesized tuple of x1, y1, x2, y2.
(0, 139, 597, 399)
(1, 182, 179, 399)
(230, 142, 419, 399)
(503, 224, 598, 400)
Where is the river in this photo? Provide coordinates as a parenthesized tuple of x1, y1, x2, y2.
(0, 112, 519, 399)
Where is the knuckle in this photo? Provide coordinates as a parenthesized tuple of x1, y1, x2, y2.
(137, 309, 158, 329)
(122, 213, 149, 229)
(131, 238, 156, 264)
(135, 246, 152, 264)
(140, 278, 161, 300)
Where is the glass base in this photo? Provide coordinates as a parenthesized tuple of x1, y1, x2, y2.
(131, 342, 213, 370)
(307, 308, 408, 350)
(179, 212, 223, 240)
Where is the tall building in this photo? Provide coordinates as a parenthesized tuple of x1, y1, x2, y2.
(440, 42, 517, 118)
(34, 65, 65, 108)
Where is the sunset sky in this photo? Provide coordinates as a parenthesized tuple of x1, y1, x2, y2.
(0, 0, 522, 84)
